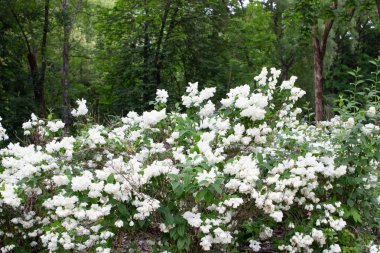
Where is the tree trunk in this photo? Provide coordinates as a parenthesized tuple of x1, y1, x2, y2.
(376, 0, 380, 18)
(312, 35, 324, 122)
(62, 0, 70, 131)
(37, 0, 50, 119)
(281, 64, 289, 81)
(280, 56, 294, 81)
(27, 52, 43, 117)
(154, 0, 172, 89)
(9, 5, 47, 118)
(142, 3, 151, 110)
(154, 0, 179, 91)
(311, 1, 337, 122)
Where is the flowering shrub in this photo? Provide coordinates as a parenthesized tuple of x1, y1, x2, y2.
(0, 68, 379, 252)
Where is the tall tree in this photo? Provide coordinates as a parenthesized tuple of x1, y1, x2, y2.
(8, 0, 50, 118)
(38, 0, 50, 118)
(288, 0, 379, 120)
(289, 0, 339, 121)
(154, 0, 180, 90)
(142, 0, 151, 110)
(265, 0, 300, 81)
(61, 0, 83, 130)
(312, 1, 337, 121)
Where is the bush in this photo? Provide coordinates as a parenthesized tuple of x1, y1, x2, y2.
(0, 67, 379, 253)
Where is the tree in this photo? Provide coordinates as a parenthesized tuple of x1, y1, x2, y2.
(61, 0, 83, 131)
(7, 0, 50, 118)
(311, 1, 337, 121)
(265, 0, 301, 81)
(289, 0, 339, 121)
(289, 0, 380, 121)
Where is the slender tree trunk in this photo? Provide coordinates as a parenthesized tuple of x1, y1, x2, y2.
(9, 5, 47, 118)
(154, 0, 172, 89)
(312, 1, 337, 122)
(154, 0, 179, 91)
(27, 53, 42, 116)
(281, 64, 289, 81)
(37, 0, 50, 119)
(161, 2, 179, 56)
(376, 0, 380, 18)
(142, 3, 151, 110)
(280, 56, 294, 81)
(30, 52, 46, 119)
(62, 0, 70, 131)
(60, 0, 82, 131)
(312, 34, 324, 122)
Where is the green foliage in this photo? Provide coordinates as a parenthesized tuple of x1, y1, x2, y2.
(0, 0, 379, 135)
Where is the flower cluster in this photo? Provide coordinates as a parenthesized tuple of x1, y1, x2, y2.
(71, 98, 88, 117)
(0, 67, 379, 252)
(0, 117, 8, 141)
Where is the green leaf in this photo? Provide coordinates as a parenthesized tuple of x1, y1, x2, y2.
(349, 208, 362, 223)
(213, 183, 223, 194)
(177, 237, 188, 249)
(257, 153, 263, 163)
(107, 173, 115, 183)
(177, 224, 186, 237)
(204, 190, 213, 203)
(173, 184, 184, 196)
(159, 206, 174, 224)
(195, 189, 207, 202)
(118, 204, 128, 217)
(170, 228, 178, 240)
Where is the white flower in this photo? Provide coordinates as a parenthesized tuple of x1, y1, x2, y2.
(71, 172, 92, 191)
(249, 240, 261, 252)
(159, 223, 169, 233)
(223, 198, 244, 208)
(47, 120, 65, 132)
(156, 89, 169, 104)
(200, 235, 213, 251)
(254, 67, 268, 86)
(0, 117, 9, 141)
(323, 244, 341, 253)
(370, 244, 380, 253)
(366, 106, 376, 117)
(270, 210, 283, 222)
(22, 120, 33, 130)
(71, 99, 88, 117)
(213, 228, 232, 244)
(362, 123, 379, 135)
(329, 218, 346, 231)
(132, 197, 160, 220)
(199, 101, 215, 117)
(52, 175, 69, 186)
(141, 109, 166, 127)
(183, 211, 202, 228)
(114, 220, 123, 228)
(311, 228, 326, 245)
(104, 183, 121, 195)
(259, 226, 273, 240)
(196, 167, 217, 186)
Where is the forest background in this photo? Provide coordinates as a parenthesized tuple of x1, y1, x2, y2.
(0, 0, 379, 139)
